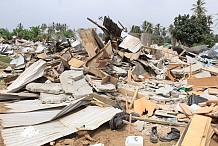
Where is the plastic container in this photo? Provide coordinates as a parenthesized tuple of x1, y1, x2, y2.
(125, 136, 143, 146)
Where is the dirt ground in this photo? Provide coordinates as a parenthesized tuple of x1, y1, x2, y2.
(53, 121, 218, 146)
(54, 122, 184, 146)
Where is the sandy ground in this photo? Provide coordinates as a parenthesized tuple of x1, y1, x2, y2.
(53, 122, 218, 146)
(54, 122, 184, 146)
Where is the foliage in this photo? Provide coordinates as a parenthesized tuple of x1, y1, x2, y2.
(191, 0, 207, 18)
(172, 14, 214, 46)
(130, 25, 142, 33)
(0, 28, 12, 40)
(0, 23, 75, 42)
(141, 20, 153, 34)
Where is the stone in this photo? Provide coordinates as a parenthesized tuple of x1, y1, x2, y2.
(26, 83, 63, 94)
(133, 120, 145, 132)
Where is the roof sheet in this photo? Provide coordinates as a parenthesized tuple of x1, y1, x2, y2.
(2, 106, 121, 146)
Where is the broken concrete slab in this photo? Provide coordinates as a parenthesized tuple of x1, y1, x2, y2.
(40, 93, 71, 104)
(68, 70, 84, 81)
(60, 70, 93, 98)
(26, 83, 63, 94)
(86, 75, 116, 92)
(6, 59, 46, 93)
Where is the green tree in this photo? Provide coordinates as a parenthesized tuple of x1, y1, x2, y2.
(0, 28, 12, 39)
(191, 0, 207, 17)
(28, 26, 42, 41)
(141, 20, 153, 34)
(172, 14, 213, 46)
(168, 24, 174, 36)
(152, 23, 163, 44)
(130, 25, 142, 33)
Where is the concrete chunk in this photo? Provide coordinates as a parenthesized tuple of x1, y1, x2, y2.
(40, 93, 70, 104)
(26, 83, 63, 94)
(86, 75, 116, 92)
(60, 70, 93, 98)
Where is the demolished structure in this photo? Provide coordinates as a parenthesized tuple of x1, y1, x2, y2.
(0, 16, 217, 146)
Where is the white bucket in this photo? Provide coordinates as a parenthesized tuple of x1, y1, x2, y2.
(125, 136, 143, 146)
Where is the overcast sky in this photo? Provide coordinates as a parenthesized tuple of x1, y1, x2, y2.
(1, 0, 218, 33)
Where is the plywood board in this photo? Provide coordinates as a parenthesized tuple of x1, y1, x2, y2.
(68, 58, 85, 68)
(134, 97, 156, 116)
(187, 77, 218, 87)
(181, 115, 211, 146)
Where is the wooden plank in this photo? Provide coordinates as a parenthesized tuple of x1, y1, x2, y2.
(206, 126, 214, 146)
(193, 107, 213, 114)
(187, 77, 218, 88)
(208, 88, 218, 95)
(180, 115, 211, 146)
(179, 103, 192, 116)
(129, 87, 139, 109)
(127, 69, 132, 84)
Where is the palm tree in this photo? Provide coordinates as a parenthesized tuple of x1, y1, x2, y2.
(191, 0, 207, 17)
(207, 15, 213, 28)
(130, 25, 141, 33)
(141, 20, 153, 34)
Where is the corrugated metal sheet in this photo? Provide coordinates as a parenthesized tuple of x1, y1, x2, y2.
(6, 59, 46, 93)
(2, 100, 68, 113)
(0, 109, 61, 128)
(2, 106, 121, 146)
(119, 34, 142, 53)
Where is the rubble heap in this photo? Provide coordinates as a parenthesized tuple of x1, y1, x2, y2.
(0, 17, 217, 146)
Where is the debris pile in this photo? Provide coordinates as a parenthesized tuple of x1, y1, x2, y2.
(0, 17, 218, 146)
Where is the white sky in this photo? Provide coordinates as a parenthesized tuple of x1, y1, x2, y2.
(1, 0, 218, 33)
